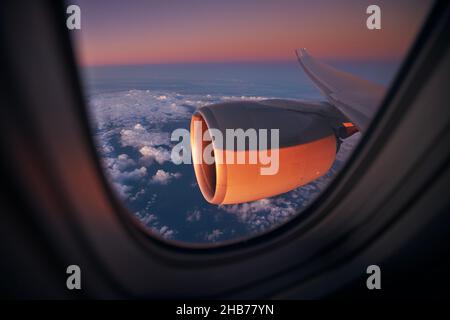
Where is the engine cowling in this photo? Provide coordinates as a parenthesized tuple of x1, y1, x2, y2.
(190, 100, 342, 204)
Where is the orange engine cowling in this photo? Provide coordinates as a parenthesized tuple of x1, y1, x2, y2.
(190, 100, 339, 204)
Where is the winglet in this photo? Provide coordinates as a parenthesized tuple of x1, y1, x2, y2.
(296, 48, 385, 132)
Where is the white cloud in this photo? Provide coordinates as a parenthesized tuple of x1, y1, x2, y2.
(137, 212, 177, 240)
(139, 146, 171, 165)
(159, 226, 175, 239)
(102, 156, 142, 180)
(204, 229, 223, 242)
(99, 144, 114, 154)
(220, 198, 298, 233)
(130, 188, 146, 202)
(190, 180, 198, 188)
(108, 165, 147, 182)
(186, 209, 201, 222)
(115, 154, 135, 170)
(220, 95, 268, 101)
(111, 182, 132, 200)
(120, 126, 170, 150)
(150, 170, 181, 185)
(100, 154, 148, 202)
(141, 213, 157, 225)
(89, 90, 192, 132)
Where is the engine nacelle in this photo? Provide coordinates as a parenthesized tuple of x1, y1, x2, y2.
(190, 100, 339, 204)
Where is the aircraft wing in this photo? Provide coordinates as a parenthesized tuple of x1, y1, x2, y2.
(296, 48, 386, 131)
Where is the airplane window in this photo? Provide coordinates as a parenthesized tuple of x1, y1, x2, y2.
(71, 0, 433, 245)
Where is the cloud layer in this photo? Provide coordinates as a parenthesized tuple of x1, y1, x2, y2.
(88, 89, 360, 243)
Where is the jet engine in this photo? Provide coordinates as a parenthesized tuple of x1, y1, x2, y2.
(190, 99, 355, 204)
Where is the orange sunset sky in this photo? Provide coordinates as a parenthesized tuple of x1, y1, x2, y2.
(72, 0, 434, 66)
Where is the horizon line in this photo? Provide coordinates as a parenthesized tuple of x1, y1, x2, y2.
(81, 55, 402, 68)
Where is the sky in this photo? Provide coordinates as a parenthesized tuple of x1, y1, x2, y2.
(72, 0, 433, 66)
